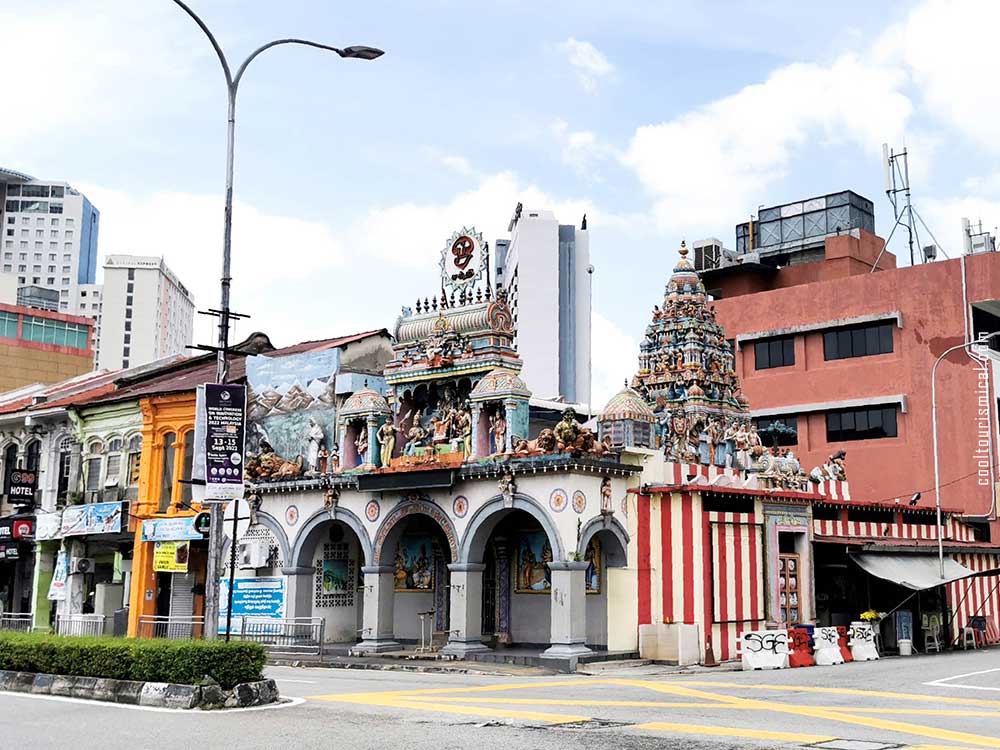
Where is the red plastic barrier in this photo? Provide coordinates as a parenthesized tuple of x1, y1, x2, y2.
(788, 627, 815, 668)
(836, 625, 854, 662)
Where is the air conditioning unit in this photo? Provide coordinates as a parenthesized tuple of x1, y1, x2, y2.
(237, 540, 269, 570)
(72, 557, 96, 574)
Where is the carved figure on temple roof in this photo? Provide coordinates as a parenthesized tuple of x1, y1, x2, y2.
(305, 417, 325, 473)
(810, 450, 847, 483)
(554, 407, 582, 447)
(404, 416, 430, 456)
(377, 419, 402, 467)
(601, 476, 613, 513)
(453, 407, 472, 455)
(355, 428, 369, 465)
(490, 411, 507, 454)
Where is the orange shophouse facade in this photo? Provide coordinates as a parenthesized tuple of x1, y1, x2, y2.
(126, 391, 205, 637)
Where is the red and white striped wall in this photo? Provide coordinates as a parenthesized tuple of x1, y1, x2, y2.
(948, 553, 1000, 637)
(631, 491, 765, 662)
(813, 517, 977, 542)
(664, 462, 744, 485)
(814, 479, 851, 501)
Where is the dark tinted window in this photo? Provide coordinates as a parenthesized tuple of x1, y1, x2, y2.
(826, 406, 897, 442)
(755, 336, 795, 369)
(754, 416, 798, 446)
(824, 322, 894, 360)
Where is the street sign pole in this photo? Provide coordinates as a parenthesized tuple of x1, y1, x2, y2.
(224, 497, 238, 642)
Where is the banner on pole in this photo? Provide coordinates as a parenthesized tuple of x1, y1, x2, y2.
(204, 383, 246, 500)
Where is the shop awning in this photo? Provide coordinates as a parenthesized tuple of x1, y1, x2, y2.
(850, 553, 993, 590)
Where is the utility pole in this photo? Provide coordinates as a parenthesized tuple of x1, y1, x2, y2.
(170, 0, 383, 638)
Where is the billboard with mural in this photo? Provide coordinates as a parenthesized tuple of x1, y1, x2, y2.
(245, 349, 342, 471)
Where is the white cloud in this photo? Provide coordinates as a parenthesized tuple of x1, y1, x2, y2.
(558, 38, 615, 93)
(551, 120, 617, 177)
(876, 0, 1000, 150)
(590, 312, 637, 409)
(622, 54, 912, 231)
(441, 155, 477, 177)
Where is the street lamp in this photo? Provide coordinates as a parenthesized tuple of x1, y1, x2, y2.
(931, 331, 1000, 578)
(170, 0, 383, 639)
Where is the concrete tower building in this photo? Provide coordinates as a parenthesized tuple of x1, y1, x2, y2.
(494, 206, 592, 411)
(96, 255, 195, 371)
(1, 168, 100, 317)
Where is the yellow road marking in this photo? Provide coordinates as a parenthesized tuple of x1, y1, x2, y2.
(611, 679, 1000, 749)
(633, 721, 834, 743)
(419, 697, 722, 708)
(826, 707, 1000, 718)
(311, 692, 588, 724)
(669, 680, 1000, 708)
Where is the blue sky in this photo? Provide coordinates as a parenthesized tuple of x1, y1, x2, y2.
(4, 0, 1000, 406)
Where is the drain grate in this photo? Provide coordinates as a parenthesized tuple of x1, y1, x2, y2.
(811, 741, 901, 750)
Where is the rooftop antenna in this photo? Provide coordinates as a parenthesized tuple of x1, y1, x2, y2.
(871, 143, 949, 272)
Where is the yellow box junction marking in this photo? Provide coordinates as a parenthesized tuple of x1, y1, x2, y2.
(309, 676, 1000, 747)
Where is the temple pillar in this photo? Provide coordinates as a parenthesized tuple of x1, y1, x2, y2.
(352, 565, 399, 653)
(281, 566, 314, 623)
(441, 563, 491, 657)
(503, 399, 516, 453)
(495, 537, 512, 646)
(542, 561, 592, 661)
(365, 416, 378, 468)
(433, 545, 448, 632)
(470, 403, 482, 458)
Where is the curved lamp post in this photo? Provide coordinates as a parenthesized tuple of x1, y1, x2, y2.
(171, 0, 382, 639)
(931, 331, 999, 578)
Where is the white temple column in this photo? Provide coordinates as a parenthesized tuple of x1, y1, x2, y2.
(352, 565, 399, 654)
(503, 399, 516, 452)
(281, 566, 314, 623)
(469, 404, 482, 459)
(543, 561, 592, 663)
(442, 563, 490, 657)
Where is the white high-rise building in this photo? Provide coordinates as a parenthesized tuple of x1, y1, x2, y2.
(1, 168, 100, 317)
(494, 206, 592, 411)
(96, 255, 195, 371)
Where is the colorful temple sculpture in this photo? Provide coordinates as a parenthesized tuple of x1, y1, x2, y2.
(596, 241, 1000, 666)
(238, 227, 636, 666)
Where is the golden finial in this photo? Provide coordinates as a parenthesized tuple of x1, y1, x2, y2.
(679, 240, 688, 257)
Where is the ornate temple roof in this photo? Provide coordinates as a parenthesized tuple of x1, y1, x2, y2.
(600, 385, 655, 423)
(469, 368, 531, 400)
(339, 386, 391, 418)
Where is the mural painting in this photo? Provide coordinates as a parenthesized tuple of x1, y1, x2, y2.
(245, 349, 342, 474)
(394, 535, 435, 592)
(515, 530, 553, 593)
(322, 558, 351, 593)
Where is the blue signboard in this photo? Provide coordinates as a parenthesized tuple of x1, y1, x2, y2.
(218, 577, 286, 633)
(141, 516, 203, 542)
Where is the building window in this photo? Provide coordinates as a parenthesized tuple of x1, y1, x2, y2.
(754, 336, 795, 370)
(180, 430, 194, 503)
(158, 432, 177, 513)
(0, 312, 17, 339)
(826, 406, 898, 442)
(50, 218, 59, 226)
(48, 203, 62, 214)
(50, 186, 64, 198)
(66, 218, 74, 226)
(6, 185, 19, 196)
(57, 437, 75, 503)
(127, 268, 134, 281)
(21, 315, 89, 349)
(824, 322, 894, 361)
(2, 444, 17, 495)
(127, 435, 142, 487)
(85, 456, 103, 493)
(753, 416, 798, 447)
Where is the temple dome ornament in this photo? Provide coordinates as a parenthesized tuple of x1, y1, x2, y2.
(339, 387, 391, 419)
(469, 368, 531, 400)
(600, 386, 655, 423)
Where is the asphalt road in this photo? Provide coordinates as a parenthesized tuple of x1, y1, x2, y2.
(2, 649, 999, 750)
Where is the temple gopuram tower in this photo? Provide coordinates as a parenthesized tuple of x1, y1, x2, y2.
(630, 241, 751, 466)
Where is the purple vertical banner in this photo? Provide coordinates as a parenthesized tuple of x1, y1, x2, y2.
(204, 383, 246, 500)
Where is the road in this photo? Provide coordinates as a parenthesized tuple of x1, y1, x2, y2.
(2, 650, 999, 749)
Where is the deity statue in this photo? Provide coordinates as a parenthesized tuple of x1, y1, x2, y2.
(498, 471, 516, 507)
(305, 417, 325, 473)
(376, 420, 401, 467)
(404, 419, 429, 456)
(453, 408, 472, 455)
(600, 476, 613, 513)
(554, 407, 581, 447)
(706, 417, 724, 466)
(490, 411, 507, 454)
(355, 427, 369, 465)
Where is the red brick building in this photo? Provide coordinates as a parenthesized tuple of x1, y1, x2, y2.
(705, 221, 1000, 540)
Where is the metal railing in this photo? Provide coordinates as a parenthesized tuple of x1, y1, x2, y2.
(137, 615, 205, 640)
(0, 613, 33, 632)
(55, 614, 107, 637)
(233, 617, 325, 654)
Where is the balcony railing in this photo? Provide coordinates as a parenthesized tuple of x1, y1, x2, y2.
(55, 614, 106, 637)
(0, 613, 33, 632)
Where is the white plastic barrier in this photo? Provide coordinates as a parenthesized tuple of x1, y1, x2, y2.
(740, 629, 790, 670)
(813, 626, 844, 665)
(849, 621, 880, 661)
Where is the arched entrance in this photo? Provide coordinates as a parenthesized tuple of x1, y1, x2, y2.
(288, 508, 371, 643)
(577, 518, 628, 648)
(353, 499, 458, 653)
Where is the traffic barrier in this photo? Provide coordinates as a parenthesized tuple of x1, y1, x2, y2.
(788, 628, 815, 668)
(739, 629, 789, 670)
(813, 626, 844, 665)
(836, 625, 854, 662)
(849, 621, 880, 661)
